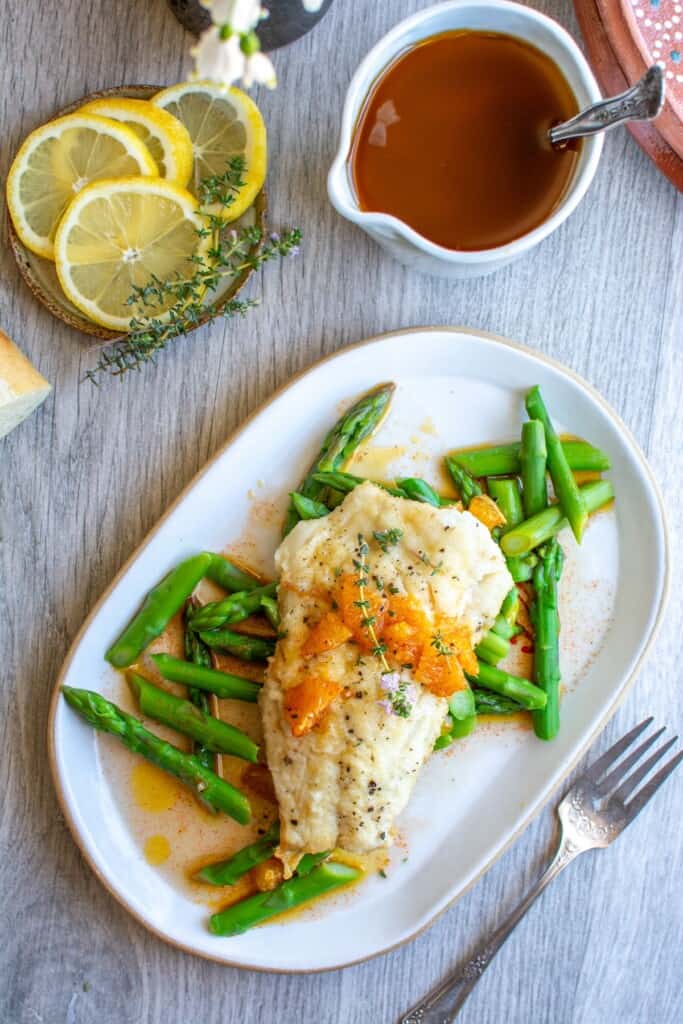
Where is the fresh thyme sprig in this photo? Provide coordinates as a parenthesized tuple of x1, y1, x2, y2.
(431, 631, 454, 657)
(353, 534, 391, 671)
(85, 157, 301, 382)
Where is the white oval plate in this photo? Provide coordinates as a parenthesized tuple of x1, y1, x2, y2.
(49, 327, 669, 972)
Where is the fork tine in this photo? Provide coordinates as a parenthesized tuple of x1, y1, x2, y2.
(624, 748, 683, 822)
(597, 727, 666, 793)
(610, 736, 677, 803)
(584, 717, 654, 783)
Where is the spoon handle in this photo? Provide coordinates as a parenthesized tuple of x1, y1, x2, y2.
(549, 65, 664, 145)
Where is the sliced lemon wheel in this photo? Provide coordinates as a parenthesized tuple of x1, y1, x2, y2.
(152, 82, 266, 221)
(79, 97, 193, 187)
(6, 113, 158, 260)
(54, 177, 209, 331)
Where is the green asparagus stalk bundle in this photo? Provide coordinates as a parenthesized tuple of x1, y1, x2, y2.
(188, 582, 277, 632)
(106, 552, 213, 667)
(129, 673, 259, 762)
(196, 822, 280, 886)
(525, 387, 586, 541)
(284, 382, 395, 534)
(62, 687, 250, 823)
(152, 653, 261, 702)
(209, 860, 361, 937)
(467, 661, 547, 710)
(501, 480, 614, 556)
(446, 440, 610, 478)
(444, 457, 482, 507)
(520, 419, 548, 517)
(184, 601, 213, 770)
(531, 539, 564, 741)
(205, 554, 263, 594)
(198, 629, 275, 661)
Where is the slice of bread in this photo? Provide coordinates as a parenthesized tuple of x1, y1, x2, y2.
(0, 329, 51, 440)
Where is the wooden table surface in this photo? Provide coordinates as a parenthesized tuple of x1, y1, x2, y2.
(1, 1, 681, 1021)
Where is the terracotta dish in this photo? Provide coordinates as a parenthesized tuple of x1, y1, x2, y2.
(574, 0, 683, 189)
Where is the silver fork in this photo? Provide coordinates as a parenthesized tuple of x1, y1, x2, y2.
(401, 719, 683, 1024)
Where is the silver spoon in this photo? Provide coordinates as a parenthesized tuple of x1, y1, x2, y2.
(549, 65, 665, 146)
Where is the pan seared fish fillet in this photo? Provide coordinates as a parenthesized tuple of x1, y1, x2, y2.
(260, 482, 512, 872)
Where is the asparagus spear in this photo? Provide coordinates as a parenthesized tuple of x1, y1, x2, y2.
(520, 419, 548, 517)
(506, 553, 538, 582)
(501, 480, 614, 556)
(492, 588, 520, 640)
(205, 553, 262, 593)
(152, 653, 261, 702)
(311, 471, 423, 503)
(184, 602, 213, 770)
(444, 457, 482, 507)
(475, 630, 510, 666)
(487, 478, 523, 532)
(62, 687, 250, 823)
(395, 477, 442, 507)
(260, 595, 280, 632)
(106, 552, 213, 667)
(188, 583, 277, 632)
(290, 493, 330, 520)
(209, 861, 362, 936)
(198, 629, 275, 661)
(284, 383, 395, 534)
(525, 387, 586, 541)
(531, 540, 564, 741)
(473, 690, 524, 715)
(466, 662, 547, 710)
(447, 440, 610, 477)
(434, 714, 477, 749)
(128, 673, 259, 762)
(196, 822, 280, 886)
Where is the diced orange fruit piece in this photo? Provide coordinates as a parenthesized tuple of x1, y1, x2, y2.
(251, 857, 285, 891)
(335, 573, 387, 650)
(384, 620, 422, 668)
(284, 675, 342, 737)
(414, 640, 468, 697)
(469, 494, 507, 530)
(439, 618, 479, 675)
(301, 611, 352, 658)
(386, 593, 431, 636)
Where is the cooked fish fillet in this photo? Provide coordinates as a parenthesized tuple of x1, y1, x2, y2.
(260, 482, 512, 871)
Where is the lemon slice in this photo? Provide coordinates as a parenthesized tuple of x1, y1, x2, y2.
(79, 97, 193, 187)
(152, 82, 266, 221)
(54, 177, 208, 331)
(6, 113, 158, 260)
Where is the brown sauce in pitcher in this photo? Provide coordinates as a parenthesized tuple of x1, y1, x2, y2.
(350, 31, 581, 251)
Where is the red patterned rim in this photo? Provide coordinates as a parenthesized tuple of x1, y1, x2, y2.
(574, 0, 683, 190)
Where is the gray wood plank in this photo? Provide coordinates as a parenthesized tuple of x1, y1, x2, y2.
(1, 1, 681, 1022)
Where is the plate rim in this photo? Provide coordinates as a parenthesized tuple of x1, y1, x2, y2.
(47, 325, 671, 972)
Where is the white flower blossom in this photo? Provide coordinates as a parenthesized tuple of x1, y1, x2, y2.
(201, 0, 267, 33)
(380, 672, 400, 693)
(242, 50, 277, 89)
(191, 26, 245, 87)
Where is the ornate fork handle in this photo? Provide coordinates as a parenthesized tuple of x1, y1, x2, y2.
(400, 838, 583, 1024)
